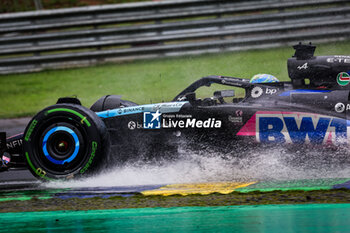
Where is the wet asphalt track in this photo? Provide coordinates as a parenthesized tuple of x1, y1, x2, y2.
(2, 117, 350, 199)
(0, 169, 165, 198)
(0, 116, 163, 195)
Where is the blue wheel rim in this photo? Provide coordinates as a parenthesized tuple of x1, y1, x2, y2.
(42, 126, 80, 165)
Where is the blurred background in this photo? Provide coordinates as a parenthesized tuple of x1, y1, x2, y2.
(0, 0, 349, 118)
(1, 0, 150, 13)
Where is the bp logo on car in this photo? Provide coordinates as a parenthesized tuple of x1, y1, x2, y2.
(337, 72, 350, 86)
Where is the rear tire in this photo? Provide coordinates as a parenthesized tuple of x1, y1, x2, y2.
(23, 104, 110, 181)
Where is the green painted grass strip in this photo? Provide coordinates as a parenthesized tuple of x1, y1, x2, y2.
(236, 178, 350, 193)
(0, 197, 32, 202)
(1, 204, 350, 233)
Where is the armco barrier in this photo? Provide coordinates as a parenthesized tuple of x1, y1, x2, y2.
(0, 0, 349, 74)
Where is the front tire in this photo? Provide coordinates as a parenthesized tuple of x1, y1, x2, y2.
(23, 104, 110, 181)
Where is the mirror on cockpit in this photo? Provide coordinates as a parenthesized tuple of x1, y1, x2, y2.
(214, 90, 235, 104)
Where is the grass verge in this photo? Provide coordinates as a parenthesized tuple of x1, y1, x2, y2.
(1, 40, 350, 118)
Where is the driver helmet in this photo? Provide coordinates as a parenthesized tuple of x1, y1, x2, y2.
(250, 74, 279, 83)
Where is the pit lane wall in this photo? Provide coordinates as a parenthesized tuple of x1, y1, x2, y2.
(0, 0, 349, 74)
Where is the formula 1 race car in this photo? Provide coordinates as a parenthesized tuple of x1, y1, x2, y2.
(1, 42, 350, 181)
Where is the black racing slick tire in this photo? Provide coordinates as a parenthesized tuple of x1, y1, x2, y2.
(23, 104, 110, 181)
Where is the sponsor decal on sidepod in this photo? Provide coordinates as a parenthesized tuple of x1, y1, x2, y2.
(237, 111, 349, 145)
(143, 111, 222, 129)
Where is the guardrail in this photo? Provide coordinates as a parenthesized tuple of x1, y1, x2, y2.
(0, 0, 349, 74)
